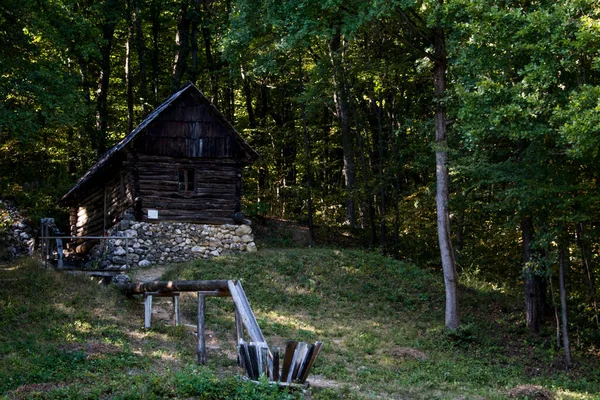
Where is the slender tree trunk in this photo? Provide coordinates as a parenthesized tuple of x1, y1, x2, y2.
(299, 56, 314, 246)
(95, 16, 117, 156)
(125, 0, 134, 133)
(558, 224, 572, 368)
(433, 30, 459, 330)
(134, 0, 147, 114)
(375, 96, 386, 251)
(201, 0, 217, 103)
(241, 66, 256, 129)
(172, 0, 191, 90)
(150, 1, 160, 101)
(522, 216, 545, 333)
(575, 222, 600, 326)
(329, 31, 356, 226)
(189, 0, 201, 84)
(354, 112, 376, 247)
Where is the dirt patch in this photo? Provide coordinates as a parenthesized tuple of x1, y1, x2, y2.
(131, 266, 169, 282)
(8, 383, 65, 399)
(507, 385, 554, 399)
(390, 347, 428, 361)
(61, 342, 121, 359)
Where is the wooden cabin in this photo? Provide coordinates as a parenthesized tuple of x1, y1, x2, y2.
(61, 83, 259, 237)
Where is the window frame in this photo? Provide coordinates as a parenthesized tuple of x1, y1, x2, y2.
(178, 168, 196, 193)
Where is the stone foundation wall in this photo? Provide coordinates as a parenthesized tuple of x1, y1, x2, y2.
(92, 220, 256, 270)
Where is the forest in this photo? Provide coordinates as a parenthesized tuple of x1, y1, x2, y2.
(1, 0, 600, 368)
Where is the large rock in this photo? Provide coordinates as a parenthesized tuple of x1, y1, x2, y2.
(191, 246, 206, 253)
(247, 242, 257, 252)
(235, 225, 252, 236)
(241, 235, 253, 243)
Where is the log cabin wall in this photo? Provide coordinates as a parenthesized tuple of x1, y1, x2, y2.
(69, 166, 133, 237)
(131, 90, 244, 224)
(135, 155, 240, 224)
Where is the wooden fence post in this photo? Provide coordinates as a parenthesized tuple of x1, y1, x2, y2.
(197, 292, 206, 365)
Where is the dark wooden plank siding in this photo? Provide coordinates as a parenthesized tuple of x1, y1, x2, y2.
(70, 169, 133, 237)
(136, 154, 239, 223)
(141, 92, 243, 159)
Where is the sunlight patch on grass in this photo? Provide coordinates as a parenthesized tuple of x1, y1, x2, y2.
(556, 389, 600, 399)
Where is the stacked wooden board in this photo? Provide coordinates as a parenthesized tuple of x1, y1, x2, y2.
(238, 340, 323, 384)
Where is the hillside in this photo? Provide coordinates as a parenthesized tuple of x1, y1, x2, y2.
(1, 250, 599, 399)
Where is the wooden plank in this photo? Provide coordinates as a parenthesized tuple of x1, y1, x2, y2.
(197, 293, 206, 365)
(173, 294, 180, 326)
(227, 281, 265, 344)
(239, 341, 255, 379)
(144, 294, 152, 329)
(291, 342, 307, 381)
(248, 344, 259, 380)
(280, 341, 297, 382)
(286, 344, 300, 383)
(260, 345, 269, 379)
(298, 342, 323, 383)
(234, 307, 243, 344)
(272, 347, 280, 382)
(297, 343, 314, 382)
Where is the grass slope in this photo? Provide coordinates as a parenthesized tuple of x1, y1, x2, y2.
(1, 249, 599, 399)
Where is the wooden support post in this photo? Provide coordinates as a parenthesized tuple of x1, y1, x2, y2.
(234, 306, 243, 366)
(144, 294, 153, 328)
(234, 306, 243, 343)
(173, 294, 180, 326)
(197, 292, 206, 365)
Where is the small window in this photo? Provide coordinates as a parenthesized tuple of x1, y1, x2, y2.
(178, 168, 195, 192)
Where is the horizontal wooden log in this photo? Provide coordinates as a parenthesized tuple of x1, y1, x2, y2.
(142, 215, 235, 225)
(123, 280, 231, 295)
(137, 154, 238, 165)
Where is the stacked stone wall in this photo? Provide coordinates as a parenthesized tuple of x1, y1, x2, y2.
(93, 220, 256, 270)
(0, 200, 35, 259)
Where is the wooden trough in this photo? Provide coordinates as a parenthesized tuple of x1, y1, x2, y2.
(120, 279, 322, 384)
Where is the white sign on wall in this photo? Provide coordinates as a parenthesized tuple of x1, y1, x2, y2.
(147, 209, 159, 219)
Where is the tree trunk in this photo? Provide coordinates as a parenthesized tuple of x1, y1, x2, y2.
(150, 1, 160, 101)
(189, 0, 201, 84)
(134, 0, 147, 114)
(125, 0, 134, 133)
(201, 0, 217, 103)
(172, 0, 191, 90)
(433, 30, 459, 330)
(375, 96, 386, 251)
(522, 216, 545, 333)
(299, 55, 314, 246)
(558, 225, 572, 368)
(95, 13, 118, 156)
(241, 66, 256, 129)
(353, 110, 376, 247)
(329, 30, 356, 226)
(575, 222, 599, 326)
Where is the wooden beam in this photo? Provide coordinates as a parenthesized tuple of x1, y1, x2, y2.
(123, 279, 230, 295)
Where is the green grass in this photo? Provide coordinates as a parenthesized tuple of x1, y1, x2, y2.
(1, 250, 599, 399)
(0, 258, 301, 399)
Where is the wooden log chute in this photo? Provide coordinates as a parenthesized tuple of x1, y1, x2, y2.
(123, 278, 322, 384)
